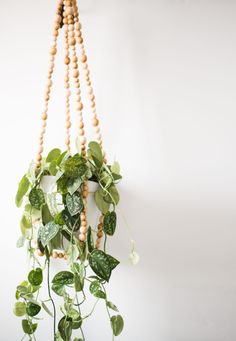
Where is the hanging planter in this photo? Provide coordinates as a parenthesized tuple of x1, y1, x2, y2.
(14, 1, 126, 340)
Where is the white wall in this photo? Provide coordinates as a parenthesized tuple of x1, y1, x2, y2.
(0, 0, 236, 340)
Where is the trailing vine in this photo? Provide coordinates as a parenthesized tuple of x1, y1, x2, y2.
(14, 142, 124, 340)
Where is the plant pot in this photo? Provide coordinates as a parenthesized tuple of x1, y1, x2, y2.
(86, 180, 99, 228)
(40, 175, 57, 193)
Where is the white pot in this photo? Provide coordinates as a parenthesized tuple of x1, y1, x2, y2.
(86, 180, 100, 228)
(40, 175, 57, 193)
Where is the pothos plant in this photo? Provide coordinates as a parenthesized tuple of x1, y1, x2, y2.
(14, 141, 124, 341)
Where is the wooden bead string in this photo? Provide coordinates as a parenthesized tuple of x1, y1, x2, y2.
(36, 0, 64, 168)
(64, 14, 72, 152)
(72, 0, 105, 159)
(95, 215, 104, 249)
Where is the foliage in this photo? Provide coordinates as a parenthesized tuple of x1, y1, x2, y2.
(14, 142, 124, 340)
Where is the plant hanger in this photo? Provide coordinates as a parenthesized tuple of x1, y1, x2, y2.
(14, 1, 125, 340)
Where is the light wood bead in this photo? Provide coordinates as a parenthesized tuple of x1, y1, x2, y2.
(90, 94, 95, 101)
(98, 223, 103, 230)
(79, 129, 84, 136)
(38, 146, 44, 153)
(83, 191, 88, 198)
(54, 22, 60, 30)
(72, 55, 78, 62)
(79, 233, 86, 242)
(55, 15, 62, 23)
(68, 24, 74, 31)
(92, 117, 99, 126)
(77, 102, 83, 110)
(88, 86, 93, 94)
(78, 122, 84, 129)
(80, 136, 86, 144)
(63, 18, 68, 25)
(81, 220, 87, 227)
(73, 70, 79, 78)
(75, 22, 81, 30)
(50, 47, 57, 55)
(41, 112, 48, 120)
(80, 54, 87, 63)
(97, 231, 103, 238)
(64, 56, 70, 65)
(64, 254, 68, 260)
(65, 137, 70, 146)
(37, 154, 42, 162)
(69, 38, 76, 46)
(52, 251, 58, 259)
(77, 37, 83, 44)
(66, 121, 71, 129)
(99, 215, 104, 223)
(80, 226, 87, 234)
(80, 213, 86, 221)
(58, 253, 64, 259)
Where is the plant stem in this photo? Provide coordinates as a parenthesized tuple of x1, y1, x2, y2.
(102, 284, 114, 341)
(47, 259, 56, 341)
(104, 233, 107, 253)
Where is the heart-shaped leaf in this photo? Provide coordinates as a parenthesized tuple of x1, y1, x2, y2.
(66, 193, 83, 216)
(89, 250, 111, 282)
(28, 268, 43, 286)
(110, 315, 124, 336)
(15, 175, 30, 207)
(52, 271, 74, 286)
(29, 188, 45, 210)
(38, 221, 60, 247)
(103, 211, 117, 236)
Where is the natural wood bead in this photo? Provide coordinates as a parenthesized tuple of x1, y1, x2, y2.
(72, 55, 78, 62)
(97, 231, 103, 238)
(69, 38, 76, 46)
(55, 15, 62, 23)
(54, 22, 60, 30)
(68, 24, 74, 31)
(98, 223, 103, 230)
(80, 226, 87, 234)
(78, 122, 84, 129)
(41, 112, 48, 120)
(68, 19, 73, 25)
(37, 154, 42, 162)
(80, 136, 86, 145)
(92, 118, 99, 126)
(99, 216, 104, 223)
(80, 54, 87, 63)
(65, 137, 70, 146)
(52, 251, 58, 259)
(64, 56, 70, 65)
(63, 18, 68, 25)
(50, 47, 57, 55)
(88, 86, 93, 94)
(77, 37, 83, 44)
(53, 30, 59, 37)
(64, 254, 68, 260)
(79, 233, 86, 242)
(38, 146, 44, 153)
(83, 191, 88, 198)
(58, 253, 64, 259)
(80, 213, 86, 221)
(73, 70, 79, 78)
(77, 102, 83, 110)
(66, 121, 71, 129)
(90, 94, 95, 101)
(75, 22, 81, 30)
(81, 220, 87, 227)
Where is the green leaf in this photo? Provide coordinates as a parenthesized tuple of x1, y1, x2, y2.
(52, 271, 74, 286)
(106, 301, 119, 312)
(89, 250, 111, 282)
(28, 268, 43, 286)
(88, 141, 103, 167)
(57, 151, 68, 166)
(87, 226, 94, 253)
(41, 302, 53, 317)
(66, 192, 83, 216)
(110, 315, 124, 336)
(52, 283, 65, 297)
(49, 160, 58, 176)
(54, 212, 64, 225)
(89, 280, 106, 299)
(94, 188, 110, 214)
(46, 148, 61, 163)
(42, 204, 53, 225)
(105, 185, 120, 205)
(107, 254, 120, 270)
(26, 302, 41, 317)
(111, 161, 120, 175)
(61, 209, 80, 231)
(22, 319, 37, 335)
(67, 177, 82, 195)
(13, 302, 26, 317)
(15, 175, 30, 207)
(29, 188, 45, 210)
(16, 235, 25, 248)
(38, 221, 60, 247)
(58, 316, 73, 341)
(67, 309, 82, 329)
(103, 211, 117, 236)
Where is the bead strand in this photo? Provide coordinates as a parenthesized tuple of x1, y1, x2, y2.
(36, 0, 64, 168)
(95, 215, 104, 249)
(79, 200, 88, 242)
(63, 3, 72, 151)
(72, 0, 106, 161)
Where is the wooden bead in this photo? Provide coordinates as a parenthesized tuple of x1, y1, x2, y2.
(80, 213, 86, 221)
(99, 216, 104, 223)
(55, 15, 62, 23)
(92, 118, 99, 126)
(79, 233, 86, 242)
(64, 254, 68, 260)
(65, 137, 70, 146)
(78, 122, 84, 129)
(64, 56, 70, 65)
(37, 154, 42, 162)
(52, 251, 58, 259)
(41, 112, 48, 120)
(58, 253, 64, 259)
(50, 47, 57, 55)
(80, 136, 86, 145)
(80, 226, 87, 234)
(77, 102, 83, 111)
(53, 30, 59, 37)
(75, 22, 81, 30)
(72, 55, 78, 62)
(66, 7, 73, 16)
(81, 220, 87, 227)
(66, 121, 71, 129)
(77, 37, 83, 44)
(54, 22, 60, 30)
(80, 54, 87, 63)
(69, 38, 76, 46)
(90, 94, 95, 101)
(98, 223, 103, 230)
(73, 70, 79, 78)
(97, 231, 103, 238)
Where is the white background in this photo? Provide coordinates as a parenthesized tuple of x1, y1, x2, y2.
(0, 0, 236, 340)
